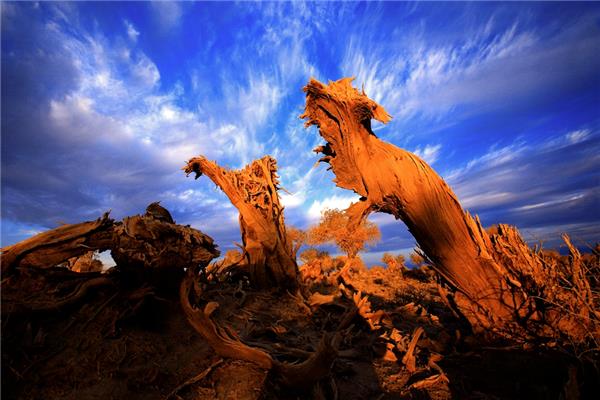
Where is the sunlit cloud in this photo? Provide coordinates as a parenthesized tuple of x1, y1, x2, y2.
(2, 1, 599, 257)
(307, 195, 360, 221)
(413, 144, 442, 165)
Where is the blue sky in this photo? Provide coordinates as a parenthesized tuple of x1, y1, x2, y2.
(2, 1, 599, 264)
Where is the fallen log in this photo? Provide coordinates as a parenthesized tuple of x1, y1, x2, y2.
(1, 213, 114, 274)
(1, 207, 219, 290)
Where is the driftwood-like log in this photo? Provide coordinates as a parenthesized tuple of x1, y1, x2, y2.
(1, 208, 220, 291)
(1, 213, 114, 274)
(1, 205, 221, 319)
(112, 214, 218, 270)
(184, 156, 298, 289)
(301, 77, 598, 344)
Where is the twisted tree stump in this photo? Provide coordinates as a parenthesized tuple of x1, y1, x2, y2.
(184, 156, 298, 289)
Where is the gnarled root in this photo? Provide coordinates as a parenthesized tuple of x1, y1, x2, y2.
(274, 332, 340, 387)
(2, 272, 114, 316)
(179, 266, 340, 388)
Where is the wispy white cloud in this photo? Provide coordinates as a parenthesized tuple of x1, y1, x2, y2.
(515, 193, 585, 212)
(124, 19, 139, 42)
(566, 129, 590, 144)
(3, 1, 599, 254)
(445, 129, 599, 231)
(280, 167, 315, 209)
(213, 75, 283, 165)
(30, 2, 332, 236)
(307, 195, 360, 220)
(518, 222, 600, 248)
(444, 139, 527, 184)
(341, 13, 600, 128)
(413, 144, 442, 165)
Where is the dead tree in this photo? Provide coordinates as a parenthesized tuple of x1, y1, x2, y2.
(1, 213, 114, 275)
(1, 210, 219, 291)
(184, 155, 298, 289)
(301, 77, 598, 344)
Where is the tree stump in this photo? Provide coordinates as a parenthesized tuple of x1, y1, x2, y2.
(184, 156, 298, 289)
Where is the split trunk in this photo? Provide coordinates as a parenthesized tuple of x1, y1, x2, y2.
(184, 156, 298, 289)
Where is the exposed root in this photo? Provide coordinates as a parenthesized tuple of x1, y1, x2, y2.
(3, 276, 114, 315)
(180, 266, 342, 388)
(180, 267, 274, 369)
(274, 332, 340, 387)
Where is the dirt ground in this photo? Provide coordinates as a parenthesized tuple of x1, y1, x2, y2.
(3, 263, 597, 400)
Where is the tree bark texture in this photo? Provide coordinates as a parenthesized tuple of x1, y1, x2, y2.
(301, 77, 597, 343)
(1, 213, 114, 275)
(184, 156, 298, 289)
(1, 211, 219, 291)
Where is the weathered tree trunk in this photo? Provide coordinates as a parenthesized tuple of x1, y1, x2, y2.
(1, 210, 219, 292)
(184, 156, 298, 289)
(301, 78, 597, 342)
(2, 206, 220, 319)
(1, 213, 114, 275)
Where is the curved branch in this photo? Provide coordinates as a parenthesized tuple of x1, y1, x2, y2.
(179, 266, 340, 387)
(179, 267, 274, 369)
(1, 213, 114, 274)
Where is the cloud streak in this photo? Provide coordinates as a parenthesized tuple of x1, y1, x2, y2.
(2, 2, 599, 258)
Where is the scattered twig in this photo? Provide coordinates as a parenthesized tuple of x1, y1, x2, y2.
(164, 358, 224, 400)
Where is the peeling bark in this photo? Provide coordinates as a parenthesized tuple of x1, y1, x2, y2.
(184, 156, 298, 289)
(301, 77, 598, 343)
